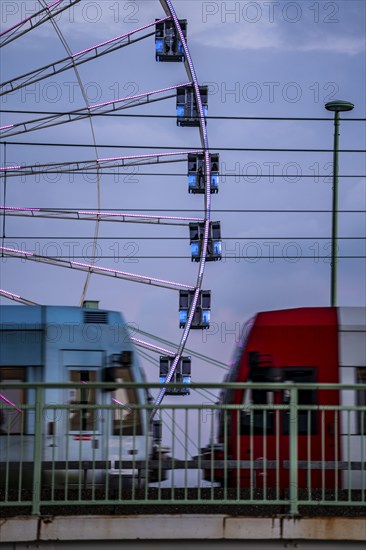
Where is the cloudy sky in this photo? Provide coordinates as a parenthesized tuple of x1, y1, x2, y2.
(0, 0, 365, 399)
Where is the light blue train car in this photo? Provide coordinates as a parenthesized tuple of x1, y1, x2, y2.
(0, 302, 155, 488)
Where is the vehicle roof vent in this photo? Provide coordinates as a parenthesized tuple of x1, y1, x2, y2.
(82, 300, 99, 309)
(83, 310, 109, 324)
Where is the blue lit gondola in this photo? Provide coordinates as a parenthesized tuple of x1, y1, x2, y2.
(155, 19, 186, 62)
(188, 153, 219, 194)
(189, 221, 222, 262)
(159, 356, 191, 395)
(177, 86, 208, 127)
(179, 290, 211, 329)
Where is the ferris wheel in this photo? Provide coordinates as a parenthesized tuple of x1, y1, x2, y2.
(0, 0, 222, 405)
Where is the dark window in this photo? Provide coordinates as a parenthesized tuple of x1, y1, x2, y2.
(240, 389, 274, 436)
(282, 367, 317, 435)
(239, 366, 317, 436)
(112, 367, 142, 436)
(69, 370, 97, 431)
(0, 367, 26, 435)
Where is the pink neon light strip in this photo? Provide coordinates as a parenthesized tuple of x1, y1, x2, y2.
(0, 165, 21, 171)
(112, 398, 131, 412)
(72, 16, 170, 57)
(1, 83, 192, 134)
(130, 337, 174, 356)
(0, 206, 40, 212)
(78, 211, 204, 222)
(0, 393, 23, 414)
(0, 207, 203, 222)
(0, 246, 194, 290)
(1, 246, 33, 256)
(112, 398, 126, 406)
(0, 289, 22, 299)
(71, 260, 193, 289)
(0, 148, 202, 174)
(0, 289, 38, 306)
(88, 82, 191, 110)
(97, 149, 202, 163)
(0, 0, 63, 37)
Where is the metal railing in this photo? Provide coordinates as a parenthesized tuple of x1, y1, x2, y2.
(0, 382, 365, 515)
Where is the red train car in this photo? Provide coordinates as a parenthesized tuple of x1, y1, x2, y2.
(204, 307, 366, 490)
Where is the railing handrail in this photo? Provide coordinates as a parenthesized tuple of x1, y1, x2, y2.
(1, 381, 366, 390)
(1, 459, 364, 470)
(1, 382, 365, 517)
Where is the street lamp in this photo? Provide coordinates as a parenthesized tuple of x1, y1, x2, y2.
(324, 99, 354, 307)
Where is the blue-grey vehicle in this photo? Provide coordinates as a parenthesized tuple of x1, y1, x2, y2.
(0, 303, 157, 488)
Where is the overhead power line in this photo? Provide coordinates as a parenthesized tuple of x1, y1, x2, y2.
(2, 141, 364, 153)
(3, 255, 365, 259)
(1, 208, 362, 213)
(5, 237, 365, 241)
(1, 110, 365, 122)
(2, 171, 364, 178)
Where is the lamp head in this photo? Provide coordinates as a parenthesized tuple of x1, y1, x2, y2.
(325, 100, 354, 113)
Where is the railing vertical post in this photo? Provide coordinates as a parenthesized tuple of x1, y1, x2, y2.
(289, 384, 298, 515)
(32, 386, 44, 515)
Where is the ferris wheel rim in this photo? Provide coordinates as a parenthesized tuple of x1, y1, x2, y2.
(152, 1, 212, 409)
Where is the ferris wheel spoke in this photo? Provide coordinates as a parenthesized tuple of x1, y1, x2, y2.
(0, 206, 205, 226)
(0, 150, 202, 177)
(130, 337, 175, 357)
(133, 327, 229, 371)
(1, 17, 171, 96)
(1, 246, 195, 291)
(0, 289, 39, 305)
(0, 0, 81, 48)
(0, 83, 192, 138)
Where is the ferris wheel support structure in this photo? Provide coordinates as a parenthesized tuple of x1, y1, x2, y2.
(0, 0, 217, 411)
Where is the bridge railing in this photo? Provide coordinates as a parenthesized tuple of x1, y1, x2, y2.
(0, 381, 365, 515)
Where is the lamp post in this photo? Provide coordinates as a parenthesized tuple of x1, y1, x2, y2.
(324, 100, 354, 307)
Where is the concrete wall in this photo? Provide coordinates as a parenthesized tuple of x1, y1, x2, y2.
(1, 515, 365, 548)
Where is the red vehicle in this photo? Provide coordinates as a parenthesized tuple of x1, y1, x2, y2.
(203, 307, 366, 490)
